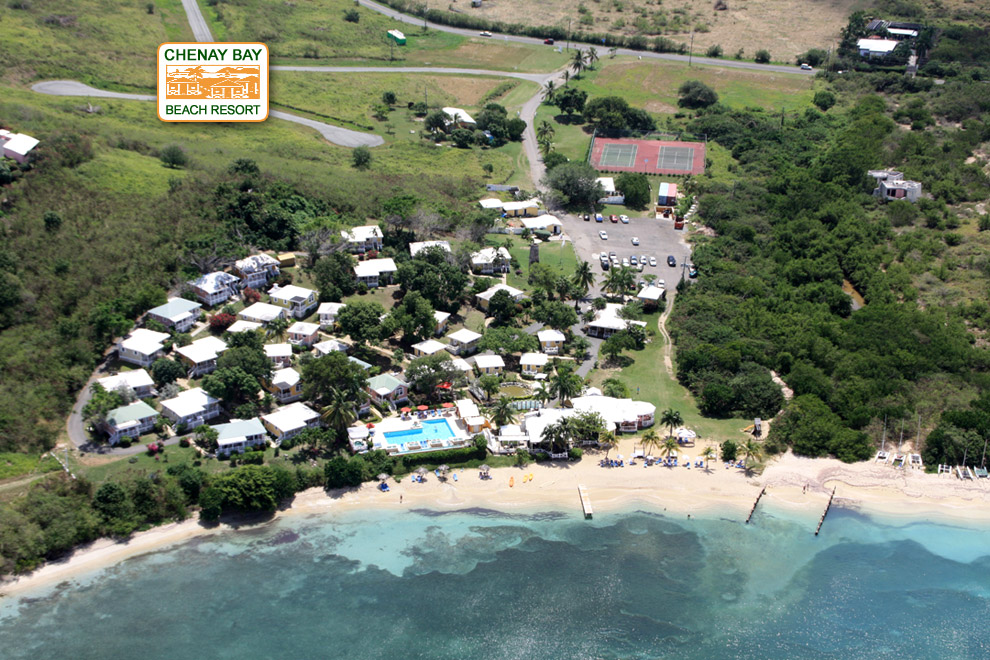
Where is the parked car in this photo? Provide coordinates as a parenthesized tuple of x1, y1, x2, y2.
(689, 265, 698, 278)
(657, 279, 665, 287)
(599, 230, 608, 240)
(622, 258, 630, 267)
(630, 255, 638, 265)
(637, 263, 645, 272)
(631, 237, 640, 245)
(480, 31, 493, 37)
(609, 251, 617, 260)
(667, 255, 676, 267)
(601, 259, 610, 270)
(595, 214, 604, 222)
(649, 256, 657, 267)
(544, 38, 555, 45)
(640, 254, 648, 265)
(619, 215, 629, 224)
(800, 63, 812, 70)
(584, 214, 590, 221)
(610, 214, 619, 223)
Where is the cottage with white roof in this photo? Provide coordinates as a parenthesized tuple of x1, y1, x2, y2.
(98, 369, 156, 399)
(636, 285, 666, 307)
(318, 302, 346, 328)
(314, 338, 350, 356)
(470, 246, 512, 274)
(476, 283, 525, 312)
(521, 215, 562, 235)
(101, 400, 160, 445)
(264, 343, 293, 368)
(596, 177, 625, 204)
(265, 367, 302, 403)
(287, 321, 320, 347)
(213, 418, 268, 457)
(354, 258, 397, 288)
(434, 311, 451, 336)
(537, 329, 565, 354)
(0, 130, 39, 164)
(409, 241, 451, 257)
(239, 302, 286, 325)
(341, 225, 383, 253)
(474, 354, 505, 376)
(268, 285, 318, 318)
(520, 352, 549, 376)
(857, 37, 900, 58)
(450, 356, 474, 373)
(175, 336, 228, 376)
(147, 297, 202, 333)
(160, 387, 221, 430)
(262, 402, 320, 442)
(188, 271, 241, 306)
(501, 199, 540, 217)
(478, 198, 504, 210)
(118, 328, 171, 367)
(226, 319, 263, 334)
(446, 328, 482, 355)
(233, 254, 280, 288)
(585, 303, 647, 339)
(442, 107, 476, 128)
(412, 339, 449, 358)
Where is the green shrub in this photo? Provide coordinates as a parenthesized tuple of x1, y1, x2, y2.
(568, 447, 584, 460)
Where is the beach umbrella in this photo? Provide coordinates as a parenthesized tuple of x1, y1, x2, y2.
(416, 467, 428, 475)
(417, 405, 429, 411)
(377, 473, 389, 482)
(438, 464, 450, 474)
(616, 454, 624, 461)
(442, 402, 455, 408)
(366, 422, 375, 428)
(480, 464, 490, 473)
(400, 407, 412, 413)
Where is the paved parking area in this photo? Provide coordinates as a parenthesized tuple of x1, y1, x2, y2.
(562, 210, 692, 293)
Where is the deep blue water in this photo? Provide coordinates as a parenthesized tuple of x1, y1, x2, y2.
(3, 503, 990, 660)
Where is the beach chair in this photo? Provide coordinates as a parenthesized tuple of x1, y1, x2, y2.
(453, 473, 458, 482)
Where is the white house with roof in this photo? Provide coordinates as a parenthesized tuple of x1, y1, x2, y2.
(287, 321, 320, 347)
(476, 283, 525, 312)
(478, 198, 504, 211)
(442, 107, 476, 128)
(118, 329, 170, 367)
(314, 338, 350, 356)
(269, 285, 318, 319)
(265, 367, 303, 404)
(521, 215, 562, 235)
(262, 402, 320, 443)
(0, 130, 39, 164)
(175, 336, 228, 377)
(239, 302, 286, 325)
(434, 311, 451, 336)
(226, 319, 263, 334)
(450, 356, 474, 374)
(869, 170, 922, 203)
(585, 303, 647, 339)
(264, 343, 293, 368)
(160, 387, 221, 430)
(474, 354, 505, 376)
(101, 400, 160, 445)
(470, 246, 511, 274)
(318, 302, 346, 328)
(188, 271, 241, 306)
(147, 298, 202, 333)
(354, 258, 397, 288)
(537, 329, 565, 354)
(520, 352, 549, 376)
(857, 37, 900, 58)
(412, 339, 449, 358)
(366, 373, 409, 406)
(502, 199, 540, 217)
(597, 177, 625, 204)
(446, 328, 482, 355)
(636, 285, 666, 308)
(98, 369, 156, 399)
(409, 241, 451, 257)
(213, 418, 268, 457)
(341, 225, 384, 254)
(233, 254, 280, 289)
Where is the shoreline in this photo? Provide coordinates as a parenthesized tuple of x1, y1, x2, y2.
(4, 445, 990, 601)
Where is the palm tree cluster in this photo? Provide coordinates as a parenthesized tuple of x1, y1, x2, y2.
(603, 266, 636, 299)
(571, 261, 596, 305)
(487, 395, 518, 428)
(570, 47, 599, 77)
(536, 120, 556, 158)
(660, 408, 684, 438)
(549, 367, 583, 404)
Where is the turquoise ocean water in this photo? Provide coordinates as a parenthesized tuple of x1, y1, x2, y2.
(3, 503, 990, 659)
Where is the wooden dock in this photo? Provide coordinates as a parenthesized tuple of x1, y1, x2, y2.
(815, 487, 836, 536)
(745, 486, 766, 524)
(578, 485, 593, 519)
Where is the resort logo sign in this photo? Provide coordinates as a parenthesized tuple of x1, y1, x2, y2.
(157, 43, 268, 122)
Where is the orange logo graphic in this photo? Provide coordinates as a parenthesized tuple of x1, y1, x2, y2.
(165, 65, 261, 100)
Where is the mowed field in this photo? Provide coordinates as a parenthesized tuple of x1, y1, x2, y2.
(422, 0, 868, 61)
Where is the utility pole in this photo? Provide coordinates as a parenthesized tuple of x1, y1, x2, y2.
(567, 19, 571, 51)
(688, 30, 694, 67)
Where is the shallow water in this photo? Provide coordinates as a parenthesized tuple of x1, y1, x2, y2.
(2, 503, 990, 659)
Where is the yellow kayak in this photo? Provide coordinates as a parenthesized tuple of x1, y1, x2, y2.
(509, 476, 514, 487)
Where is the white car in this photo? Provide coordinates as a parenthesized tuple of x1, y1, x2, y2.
(598, 230, 608, 240)
(480, 31, 493, 37)
(641, 254, 648, 265)
(622, 258, 630, 267)
(649, 256, 657, 267)
(619, 215, 629, 224)
(800, 63, 812, 70)
(637, 263, 645, 272)
(631, 237, 640, 245)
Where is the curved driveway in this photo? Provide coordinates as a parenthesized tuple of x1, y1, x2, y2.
(181, 0, 213, 42)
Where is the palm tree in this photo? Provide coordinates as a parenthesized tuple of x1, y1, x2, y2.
(266, 316, 289, 341)
(603, 266, 635, 299)
(319, 388, 356, 448)
(586, 46, 599, 69)
(534, 383, 552, 408)
(479, 375, 501, 402)
(660, 408, 683, 439)
(571, 260, 596, 302)
(598, 430, 617, 458)
(662, 435, 679, 458)
(562, 70, 570, 86)
(701, 445, 717, 470)
(741, 439, 763, 472)
(609, 46, 618, 59)
(538, 137, 555, 158)
(601, 377, 628, 398)
(487, 395, 518, 428)
(549, 368, 582, 404)
(542, 80, 557, 103)
(642, 429, 661, 457)
(537, 120, 556, 143)
(541, 419, 571, 455)
(571, 49, 586, 76)
(554, 275, 572, 303)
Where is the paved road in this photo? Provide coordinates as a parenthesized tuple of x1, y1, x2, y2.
(181, 0, 213, 42)
(272, 65, 549, 83)
(357, 0, 813, 76)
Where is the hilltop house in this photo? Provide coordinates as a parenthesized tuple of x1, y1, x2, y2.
(233, 254, 280, 289)
(269, 285, 318, 319)
(470, 247, 511, 274)
(239, 302, 286, 325)
(213, 418, 268, 457)
(98, 369, 156, 399)
(366, 373, 409, 407)
(537, 329, 565, 355)
(175, 336, 228, 377)
(287, 321, 320, 347)
(857, 37, 900, 58)
(160, 387, 221, 430)
(188, 271, 241, 306)
(869, 170, 922, 203)
(520, 352, 549, 376)
(147, 298, 202, 333)
(442, 107, 476, 129)
(0, 129, 39, 164)
(446, 328, 482, 355)
(101, 401, 160, 445)
(409, 241, 451, 257)
(354, 258, 397, 288)
(262, 402, 320, 443)
(341, 225, 383, 254)
(474, 354, 505, 376)
(118, 329, 170, 367)
(265, 367, 303, 404)
(318, 302, 346, 328)
(264, 343, 293, 368)
(476, 283, 525, 312)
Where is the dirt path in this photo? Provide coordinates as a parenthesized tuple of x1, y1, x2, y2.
(656, 291, 676, 378)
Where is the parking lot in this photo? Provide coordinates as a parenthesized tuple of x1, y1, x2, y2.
(562, 210, 692, 294)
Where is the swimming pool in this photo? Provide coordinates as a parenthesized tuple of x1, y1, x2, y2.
(382, 419, 456, 448)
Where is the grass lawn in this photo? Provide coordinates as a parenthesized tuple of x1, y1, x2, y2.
(458, 309, 487, 334)
(534, 104, 592, 163)
(494, 234, 580, 291)
(343, 285, 400, 310)
(0, 452, 61, 481)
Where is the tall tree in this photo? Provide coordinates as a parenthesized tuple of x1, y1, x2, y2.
(571, 260, 596, 302)
(598, 430, 617, 458)
(337, 301, 386, 346)
(487, 396, 518, 427)
(320, 387, 358, 446)
(266, 316, 289, 342)
(549, 367, 582, 403)
(660, 408, 684, 438)
(543, 80, 557, 103)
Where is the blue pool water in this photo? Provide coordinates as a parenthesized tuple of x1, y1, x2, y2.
(383, 418, 455, 448)
(4, 504, 990, 659)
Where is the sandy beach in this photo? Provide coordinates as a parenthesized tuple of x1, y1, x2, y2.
(4, 438, 990, 600)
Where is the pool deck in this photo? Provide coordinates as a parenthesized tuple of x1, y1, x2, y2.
(358, 413, 472, 456)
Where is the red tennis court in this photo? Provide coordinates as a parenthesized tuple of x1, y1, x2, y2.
(590, 137, 706, 175)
